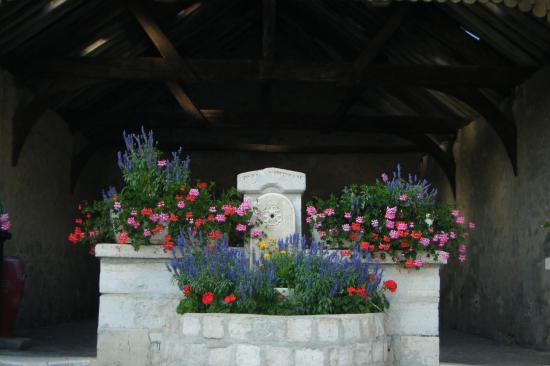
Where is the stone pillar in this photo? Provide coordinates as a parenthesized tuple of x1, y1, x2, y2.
(237, 167, 306, 240)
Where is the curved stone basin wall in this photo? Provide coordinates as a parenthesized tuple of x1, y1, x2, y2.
(174, 313, 386, 366)
(95, 244, 445, 366)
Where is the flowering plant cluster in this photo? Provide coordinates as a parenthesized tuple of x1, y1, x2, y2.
(170, 234, 396, 315)
(306, 165, 475, 268)
(0, 202, 11, 234)
(69, 128, 262, 251)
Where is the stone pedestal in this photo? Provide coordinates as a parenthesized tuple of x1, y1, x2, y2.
(237, 167, 306, 239)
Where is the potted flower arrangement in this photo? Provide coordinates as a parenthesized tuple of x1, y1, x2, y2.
(170, 233, 397, 315)
(69, 128, 263, 251)
(306, 165, 475, 268)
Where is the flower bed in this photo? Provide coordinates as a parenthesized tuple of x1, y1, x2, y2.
(95, 242, 444, 366)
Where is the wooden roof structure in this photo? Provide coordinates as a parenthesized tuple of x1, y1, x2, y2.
(1, 0, 549, 193)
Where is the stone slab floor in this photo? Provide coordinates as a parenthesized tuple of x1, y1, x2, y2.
(0, 321, 549, 366)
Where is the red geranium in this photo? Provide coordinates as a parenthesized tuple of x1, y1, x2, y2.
(183, 284, 192, 296)
(340, 249, 352, 257)
(163, 234, 174, 251)
(117, 232, 129, 244)
(198, 182, 208, 189)
(202, 292, 214, 305)
(347, 287, 356, 296)
(360, 242, 369, 251)
(185, 211, 193, 219)
(404, 260, 414, 268)
(383, 280, 398, 293)
(224, 294, 236, 304)
(141, 208, 153, 216)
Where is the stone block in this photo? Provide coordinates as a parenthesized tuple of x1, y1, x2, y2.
(263, 346, 293, 366)
(385, 302, 438, 336)
(318, 318, 340, 342)
(328, 346, 354, 366)
(96, 328, 151, 366)
(208, 347, 233, 366)
(235, 344, 261, 366)
(295, 348, 324, 366)
(354, 343, 373, 366)
(182, 315, 202, 336)
(391, 336, 439, 366)
(228, 316, 253, 340)
(341, 318, 361, 341)
(252, 317, 285, 342)
(203, 316, 224, 339)
(287, 318, 313, 342)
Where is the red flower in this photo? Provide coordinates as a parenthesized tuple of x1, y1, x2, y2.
(207, 215, 215, 221)
(179, 185, 186, 191)
(411, 231, 422, 240)
(194, 218, 205, 227)
(186, 195, 196, 202)
(169, 213, 178, 222)
(68, 232, 79, 245)
(152, 224, 164, 234)
(383, 280, 398, 293)
(340, 250, 352, 257)
(224, 294, 236, 304)
(198, 182, 208, 189)
(75, 218, 83, 224)
(347, 287, 356, 296)
(351, 223, 361, 232)
(202, 292, 214, 305)
(183, 284, 192, 296)
(117, 232, 129, 244)
(349, 233, 358, 241)
(400, 241, 409, 248)
(383, 235, 391, 243)
(175, 195, 183, 200)
(141, 208, 153, 216)
(372, 232, 379, 240)
(163, 235, 174, 251)
(378, 243, 390, 251)
(355, 286, 368, 300)
(185, 211, 193, 219)
(360, 242, 369, 251)
(404, 260, 414, 268)
(368, 244, 375, 252)
(85, 213, 92, 219)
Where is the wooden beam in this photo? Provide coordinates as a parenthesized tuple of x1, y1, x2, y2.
(338, 7, 407, 115)
(17, 57, 537, 88)
(438, 87, 518, 175)
(124, 0, 206, 123)
(63, 110, 467, 134)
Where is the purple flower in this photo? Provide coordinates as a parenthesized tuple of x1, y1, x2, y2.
(209, 206, 217, 213)
(215, 214, 226, 223)
(355, 216, 364, 224)
(381, 173, 389, 183)
(420, 238, 430, 246)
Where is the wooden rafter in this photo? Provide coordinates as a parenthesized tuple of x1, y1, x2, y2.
(124, 0, 206, 123)
(17, 57, 536, 88)
(337, 7, 408, 115)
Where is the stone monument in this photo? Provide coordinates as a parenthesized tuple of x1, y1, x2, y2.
(237, 167, 306, 241)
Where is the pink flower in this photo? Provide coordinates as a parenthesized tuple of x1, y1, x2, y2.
(324, 208, 335, 216)
(236, 208, 246, 216)
(399, 194, 408, 202)
(451, 210, 460, 217)
(381, 173, 389, 182)
(456, 216, 465, 224)
(215, 214, 226, 223)
(385, 220, 395, 229)
(318, 213, 326, 218)
(127, 217, 136, 225)
(440, 251, 450, 261)
(150, 214, 160, 223)
(177, 201, 186, 209)
(305, 217, 311, 223)
(209, 206, 217, 213)
(371, 219, 379, 228)
(240, 200, 252, 211)
(344, 212, 352, 219)
(397, 222, 408, 231)
(157, 201, 165, 208)
(157, 160, 167, 167)
(251, 228, 262, 237)
(159, 213, 169, 222)
(143, 229, 151, 237)
(385, 207, 396, 220)
(409, 222, 415, 228)
(189, 189, 200, 197)
(414, 260, 423, 267)
(113, 202, 121, 211)
(458, 254, 466, 262)
(450, 231, 457, 240)
(389, 230, 399, 239)
(420, 238, 430, 246)
(355, 216, 364, 224)
(306, 206, 317, 216)
(318, 231, 326, 239)
(236, 224, 247, 232)
(342, 224, 351, 232)
(314, 223, 322, 229)
(458, 244, 467, 254)
(468, 222, 476, 229)
(131, 210, 138, 216)
(439, 233, 449, 245)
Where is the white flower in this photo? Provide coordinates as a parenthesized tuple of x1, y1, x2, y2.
(425, 213, 433, 227)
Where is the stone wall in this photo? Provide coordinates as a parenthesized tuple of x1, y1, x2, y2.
(440, 66, 550, 350)
(0, 70, 118, 330)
